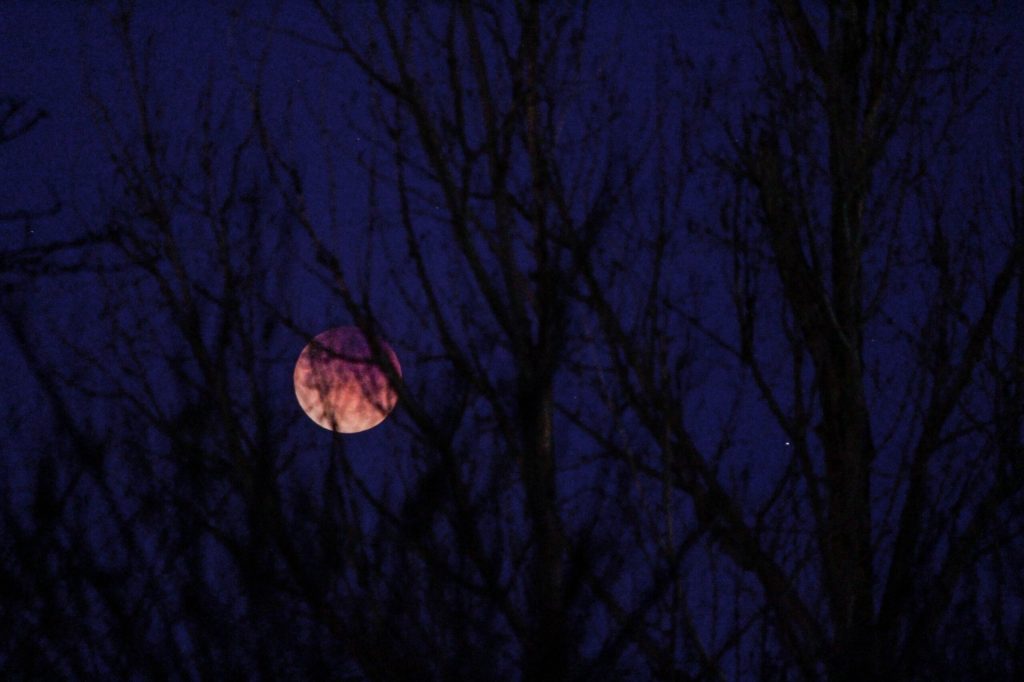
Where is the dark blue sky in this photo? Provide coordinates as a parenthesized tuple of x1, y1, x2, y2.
(1, 0, 753, 448)
(2, 0, 1021, 564)
(3, 1, 1024, 678)
(3, 0, 1021, 552)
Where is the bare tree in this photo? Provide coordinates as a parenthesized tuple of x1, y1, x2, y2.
(264, 1, 694, 676)
(3, 1, 1023, 681)
(643, 1, 1024, 678)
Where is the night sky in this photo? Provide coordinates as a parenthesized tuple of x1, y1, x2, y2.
(3, 1, 1024, 679)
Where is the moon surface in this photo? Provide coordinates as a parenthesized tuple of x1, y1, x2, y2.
(293, 326, 401, 433)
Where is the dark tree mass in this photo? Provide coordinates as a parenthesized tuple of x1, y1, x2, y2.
(2, 1, 1023, 679)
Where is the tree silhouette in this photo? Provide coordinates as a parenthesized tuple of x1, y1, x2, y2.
(2, 1, 1023, 680)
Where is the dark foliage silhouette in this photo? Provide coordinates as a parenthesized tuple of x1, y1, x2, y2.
(2, 1, 1023, 679)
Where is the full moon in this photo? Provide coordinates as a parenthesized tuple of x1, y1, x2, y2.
(293, 326, 402, 433)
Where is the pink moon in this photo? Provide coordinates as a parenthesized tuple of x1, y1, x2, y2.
(293, 326, 402, 433)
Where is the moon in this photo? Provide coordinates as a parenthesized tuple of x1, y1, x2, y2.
(293, 326, 402, 433)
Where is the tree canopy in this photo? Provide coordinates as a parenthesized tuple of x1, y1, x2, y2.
(2, 1, 1023, 679)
